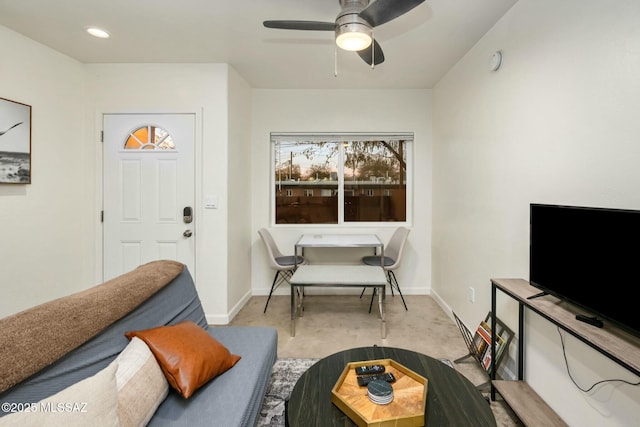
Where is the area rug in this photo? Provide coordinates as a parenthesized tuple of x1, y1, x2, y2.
(256, 358, 320, 427)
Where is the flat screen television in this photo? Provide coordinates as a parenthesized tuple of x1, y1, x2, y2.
(530, 203, 640, 337)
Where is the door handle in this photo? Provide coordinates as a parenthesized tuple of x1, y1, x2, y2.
(183, 229, 193, 238)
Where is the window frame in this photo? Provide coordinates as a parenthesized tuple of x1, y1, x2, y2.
(123, 124, 177, 151)
(270, 132, 413, 227)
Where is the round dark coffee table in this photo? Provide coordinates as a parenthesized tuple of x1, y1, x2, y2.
(286, 346, 496, 427)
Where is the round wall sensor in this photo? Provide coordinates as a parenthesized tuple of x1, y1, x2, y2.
(489, 50, 503, 72)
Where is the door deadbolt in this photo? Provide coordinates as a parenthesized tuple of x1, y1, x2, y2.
(183, 206, 193, 224)
(183, 229, 193, 238)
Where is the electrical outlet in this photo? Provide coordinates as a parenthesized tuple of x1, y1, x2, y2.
(468, 287, 475, 303)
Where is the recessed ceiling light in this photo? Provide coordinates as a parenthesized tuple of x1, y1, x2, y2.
(86, 27, 110, 39)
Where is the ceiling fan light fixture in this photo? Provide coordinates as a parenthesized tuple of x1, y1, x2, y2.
(335, 23, 372, 51)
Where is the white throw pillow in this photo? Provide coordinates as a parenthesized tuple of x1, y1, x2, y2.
(0, 362, 120, 427)
(113, 336, 169, 427)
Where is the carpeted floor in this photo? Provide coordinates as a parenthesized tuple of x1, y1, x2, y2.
(236, 295, 519, 426)
(256, 358, 320, 427)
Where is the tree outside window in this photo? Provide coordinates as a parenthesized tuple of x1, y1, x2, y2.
(272, 134, 411, 224)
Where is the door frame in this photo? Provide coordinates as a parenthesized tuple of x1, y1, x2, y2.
(95, 108, 203, 283)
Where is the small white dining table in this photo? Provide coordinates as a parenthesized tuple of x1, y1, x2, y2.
(293, 233, 384, 267)
(289, 233, 388, 338)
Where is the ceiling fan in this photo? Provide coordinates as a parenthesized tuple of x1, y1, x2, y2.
(263, 0, 425, 66)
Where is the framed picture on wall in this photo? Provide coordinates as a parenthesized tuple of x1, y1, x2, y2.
(0, 97, 32, 184)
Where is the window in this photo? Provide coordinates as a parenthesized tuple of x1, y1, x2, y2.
(124, 125, 175, 150)
(272, 133, 412, 225)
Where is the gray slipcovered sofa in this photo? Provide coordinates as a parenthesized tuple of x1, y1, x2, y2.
(0, 260, 277, 426)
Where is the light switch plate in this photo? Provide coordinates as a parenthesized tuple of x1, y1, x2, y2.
(205, 195, 218, 209)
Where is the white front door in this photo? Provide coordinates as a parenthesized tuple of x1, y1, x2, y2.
(102, 113, 195, 281)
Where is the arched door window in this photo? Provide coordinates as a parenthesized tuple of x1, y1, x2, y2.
(124, 125, 175, 150)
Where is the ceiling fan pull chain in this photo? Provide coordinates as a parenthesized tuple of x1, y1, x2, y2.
(371, 31, 375, 69)
(334, 45, 339, 77)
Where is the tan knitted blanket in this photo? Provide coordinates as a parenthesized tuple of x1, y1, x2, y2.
(0, 260, 184, 393)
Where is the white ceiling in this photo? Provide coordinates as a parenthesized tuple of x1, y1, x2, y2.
(0, 0, 517, 89)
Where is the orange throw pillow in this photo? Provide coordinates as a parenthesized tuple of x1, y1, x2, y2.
(125, 321, 241, 399)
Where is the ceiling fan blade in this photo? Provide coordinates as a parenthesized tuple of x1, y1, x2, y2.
(263, 20, 336, 31)
(359, 0, 425, 27)
(357, 39, 385, 66)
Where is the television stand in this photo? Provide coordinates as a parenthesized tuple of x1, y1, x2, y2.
(490, 278, 640, 426)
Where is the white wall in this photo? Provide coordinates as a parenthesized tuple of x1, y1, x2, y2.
(0, 27, 93, 318)
(226, 67, 253, 317)
(433, 0, 640, 425)
(250, 89, 432, 297)
(84, 63, 245, 323)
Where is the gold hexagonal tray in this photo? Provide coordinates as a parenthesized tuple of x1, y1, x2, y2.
(331, 359, 427, 427)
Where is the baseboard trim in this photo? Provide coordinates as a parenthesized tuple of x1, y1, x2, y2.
(206, 288, 252, 325)
(252, 286, 429, 296)
(429, 289, 452, 321)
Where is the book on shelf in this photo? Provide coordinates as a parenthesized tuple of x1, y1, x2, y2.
(472, 319, 509, 374)
(481, 334, 506, 371)
(453, 311, 514, 378)
(482, 348, 492, 370)
(473, 321, 491, 360)
(495, 333, 507, 362)
(477, 321, 492, 343)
